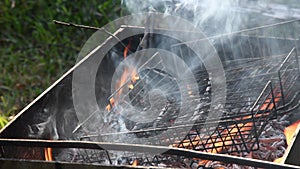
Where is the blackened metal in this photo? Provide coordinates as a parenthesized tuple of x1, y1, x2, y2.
(0, 138, 299, 169)
(284, 121, 300, 166)
(278, 47, 297, 105)
(0, 158, 136, 169)
(99, 28, 294, 155)
(0, 21, 299, 168)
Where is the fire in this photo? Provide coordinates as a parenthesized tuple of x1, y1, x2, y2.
(284, 120, 300, 144)
(186, 84, 193, 95)
(132, 74, 140, 83)
(172, 90, 282, 164)
(105, 41, 138, 112)
(44, 147, 53, 161)
(105, 98, 115, 112)
(123, 41, 131, 58)
(115, 41, 137, 98)
(274, 120, 300, 163)
(172, 116, 254, 154)
(163, 82, 297, 165)
(128, 84, 134, 90)
(198, 159, 210, 166)
(260, 92, 281, 110)
(132, 159, 138, 166)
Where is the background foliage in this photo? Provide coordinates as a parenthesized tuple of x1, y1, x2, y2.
(0, 0, 124, 128)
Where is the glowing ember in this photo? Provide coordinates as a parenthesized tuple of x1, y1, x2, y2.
(172, 90, 282, 166)
(274, 120, 300, 163)
(284, 120, 300, 144)
(172, 116, 254, 153)
(105, 98, 115, 112)
(260, 92, 281, 110)
(132, 159, 138, 166)
(128, 84, 134, 90)
(198, 159, 210, 166)
(132, 74, 140, 83)
(44, 147, 53, 161)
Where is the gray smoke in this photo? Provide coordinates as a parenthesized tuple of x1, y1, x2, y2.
(122, 0, 243, 35)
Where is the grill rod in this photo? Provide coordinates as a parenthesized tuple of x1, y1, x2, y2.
(0, 138, 299, 169)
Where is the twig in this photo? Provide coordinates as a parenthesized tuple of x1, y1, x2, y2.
(53, 20, 129, 51)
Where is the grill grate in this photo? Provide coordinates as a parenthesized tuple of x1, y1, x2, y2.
(0, 18, 300, 168)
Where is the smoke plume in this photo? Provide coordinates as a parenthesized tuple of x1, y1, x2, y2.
(122, 0, 244, 35)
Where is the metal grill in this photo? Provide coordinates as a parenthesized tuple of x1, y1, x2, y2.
(0, 18, 300, 169)
(74, 22, 300, 158)
(82, 48, 296, 156)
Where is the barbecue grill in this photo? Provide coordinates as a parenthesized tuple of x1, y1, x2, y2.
(0, 13, 300, 169)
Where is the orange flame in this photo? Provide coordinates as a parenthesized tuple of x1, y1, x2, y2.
(128, 84, 134, 90)
(105, 41, 138, 112)
(172, 90, 282, 162)
(105, 98, 115, 112)
(44, 147, 53, 161)
(115, 41, 137, 99)
(123, 41, 131, 58)
(274, 120, 300, 163)
(172, 89, 294, 165)
(285, 120, 300, 144)
(172, 116, 254, 154)
(260, 92, 281, 110)
(131, 74, 140, 83)
(132, 159, 138, 166)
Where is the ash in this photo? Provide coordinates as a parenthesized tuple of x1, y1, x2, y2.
(193, 115, 289, 169)
(251, 115, 289, 162)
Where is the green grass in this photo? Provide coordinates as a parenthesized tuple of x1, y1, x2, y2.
(0, 0, 124, 129)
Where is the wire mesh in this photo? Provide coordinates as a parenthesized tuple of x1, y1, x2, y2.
(78, 20, 300, 160)
(1, 19, 300, 168)
(53, 45, 298, 167)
